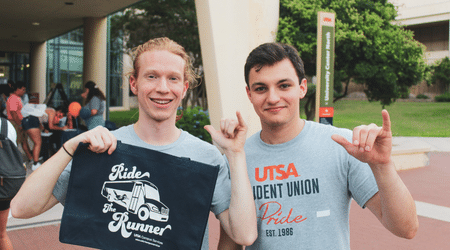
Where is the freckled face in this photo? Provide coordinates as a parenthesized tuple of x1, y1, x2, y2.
(246, 59, 307, 128)
(130, 50, 189, 123)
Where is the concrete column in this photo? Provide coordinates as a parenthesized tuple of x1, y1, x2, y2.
(83, 17, 107, 97)
(30, 41, 47, 103)
(195, 0, 279, 137)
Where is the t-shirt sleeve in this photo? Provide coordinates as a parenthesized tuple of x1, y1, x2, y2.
(88, 96, 101, 111)
(334, 127, 378, 209)
(210, 154, 231, 217)
(8, 95, 20, 112)
(347, 155, 379, 208)
(52, 161, 73, 206)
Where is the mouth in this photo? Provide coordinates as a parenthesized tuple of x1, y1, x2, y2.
(151, 98, 173, 106)
(265, 106, 284, 112)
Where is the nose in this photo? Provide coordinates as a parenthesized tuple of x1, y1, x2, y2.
(156, 78, 170, 93)
(267, 88, 280, 104)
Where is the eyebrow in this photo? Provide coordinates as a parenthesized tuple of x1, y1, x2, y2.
(250, 78, 291, 88)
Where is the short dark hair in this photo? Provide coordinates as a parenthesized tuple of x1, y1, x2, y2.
(13, 81, 26, 91)
(244, 43, 306, 86)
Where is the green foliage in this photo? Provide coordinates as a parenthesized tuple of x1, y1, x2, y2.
(435, 92, 450, 102)
(427, 57, 450, 87)
(416, 94, 429, 99)
(278, 0, 427, 115)
(111, 0, 200, 60)
(176, 106, 212, 143)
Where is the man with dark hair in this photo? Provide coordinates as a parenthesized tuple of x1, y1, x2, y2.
(219, 42, 418, 249)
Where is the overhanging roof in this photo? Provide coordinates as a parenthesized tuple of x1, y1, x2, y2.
(0, 0, 142, 45)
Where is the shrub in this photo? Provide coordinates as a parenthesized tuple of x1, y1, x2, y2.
(176, 106, 212, 143)
(435, 92, 450, 102)
(416, 94, 429, 99)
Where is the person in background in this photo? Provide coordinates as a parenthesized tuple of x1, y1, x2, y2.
(41, 106, 72, 151)
(0, 84, 9, 118)
(6, 81, 34, 167)
(80, 81, 106, 130)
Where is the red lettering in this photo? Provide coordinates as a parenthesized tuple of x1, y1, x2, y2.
(286, 163, 300, 178)
(324, 17, 332, 22)
(258, 201, 307, 225)
(275, 164, 287, 180)
(255, 167, 268, 182)
(255, 163, 300, 182)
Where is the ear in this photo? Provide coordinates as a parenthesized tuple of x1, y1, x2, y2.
(182, 80, 189, 99)
(129, 75, 138, 95)
(299, 78, 308, 99)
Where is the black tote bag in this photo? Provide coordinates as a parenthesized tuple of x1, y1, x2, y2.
(59, 141, 219, 250)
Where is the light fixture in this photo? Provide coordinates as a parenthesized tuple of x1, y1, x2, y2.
(32, 22, 40, 26)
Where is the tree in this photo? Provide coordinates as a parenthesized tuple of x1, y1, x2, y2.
(427, 57, 450, 92)
(277, 0, 427, 119)
(110, 0, 207, 109)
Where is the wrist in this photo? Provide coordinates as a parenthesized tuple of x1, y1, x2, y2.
(223, 148, 246, 159)
(369, 158, 395, 172)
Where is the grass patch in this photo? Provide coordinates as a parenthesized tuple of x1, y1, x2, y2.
(331, 100, 450, 137)
(108, 108, 139, 128)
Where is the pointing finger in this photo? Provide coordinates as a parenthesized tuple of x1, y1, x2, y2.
(236, 111, 246, 128)
(381, 109, 391, 134)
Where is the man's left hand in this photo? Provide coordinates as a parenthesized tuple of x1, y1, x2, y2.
(332, 109, 392, 167)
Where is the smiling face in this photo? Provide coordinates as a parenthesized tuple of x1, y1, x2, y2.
(246, 58, 307, 129)
(130, 50, 189, 124)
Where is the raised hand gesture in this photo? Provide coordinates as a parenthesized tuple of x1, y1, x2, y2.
(204, 111, 247, 155)
(331, 110, 392, 168)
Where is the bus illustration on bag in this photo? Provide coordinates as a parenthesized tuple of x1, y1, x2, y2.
(101, 180, 170, 222)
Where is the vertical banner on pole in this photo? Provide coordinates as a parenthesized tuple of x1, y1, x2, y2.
(315, 12, 335, 125)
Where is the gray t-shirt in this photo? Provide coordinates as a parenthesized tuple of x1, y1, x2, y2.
(85, 96, 105, 130)
(54, 124, 231, 250)
(245, 121, 378, 250)
(86, 96, 105, 116)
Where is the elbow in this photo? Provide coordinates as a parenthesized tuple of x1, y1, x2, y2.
(10, 197, 36, 219)
(10, 198, 26, 219)
(403, 220, 419, 239)
(393, 218, 419, 239)
(234, 231, 257, 246)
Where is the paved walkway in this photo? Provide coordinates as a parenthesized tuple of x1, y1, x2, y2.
(6, 137, 450, 249)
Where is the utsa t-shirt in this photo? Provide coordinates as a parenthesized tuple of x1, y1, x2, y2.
(244, 121, 378, 250)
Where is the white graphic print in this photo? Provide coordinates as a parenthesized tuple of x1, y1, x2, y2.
(101, 180, 170, 222)
(101, 163, 172, 247)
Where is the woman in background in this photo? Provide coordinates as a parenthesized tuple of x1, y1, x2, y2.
(81, 81, 106, 130)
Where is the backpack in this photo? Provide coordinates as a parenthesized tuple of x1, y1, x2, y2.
(0, 117, 26, 200)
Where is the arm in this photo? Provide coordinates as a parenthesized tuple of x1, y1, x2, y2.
(10, 110, 22, 127)
(11, 126, 117, 218)
(331, 110, 418, 239)
(204, 111, 257, 246)
(218, 224, 244, 250)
